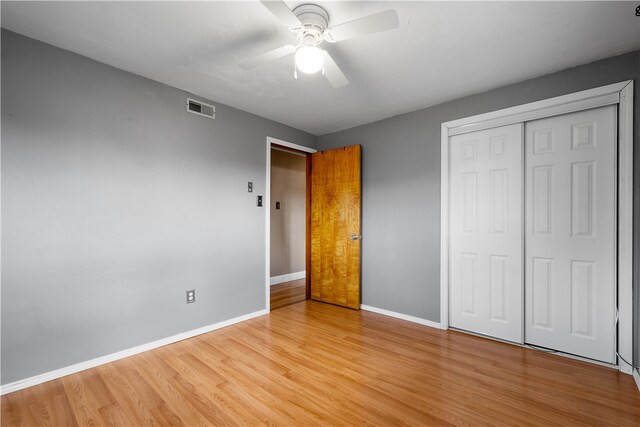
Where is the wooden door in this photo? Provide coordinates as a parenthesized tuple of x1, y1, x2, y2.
(310, 145, 361, 309)
(449, 124, 524, 343)
(525, 106, 616, 363)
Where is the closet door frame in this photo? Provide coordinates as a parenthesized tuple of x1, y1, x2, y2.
(440, 80, 634, 374)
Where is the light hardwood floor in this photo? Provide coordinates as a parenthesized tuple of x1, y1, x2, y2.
(2, 300, 639, 426)
(270, 279, 306, 310)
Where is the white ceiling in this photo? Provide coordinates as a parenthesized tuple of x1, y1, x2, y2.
(2, 1, 639, 135)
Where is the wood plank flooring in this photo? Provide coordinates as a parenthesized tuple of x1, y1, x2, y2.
(2, 300, 639, 426)
(270, 279, 306, 310)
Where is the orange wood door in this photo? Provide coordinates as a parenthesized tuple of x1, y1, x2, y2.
(310, 144, 361, 309)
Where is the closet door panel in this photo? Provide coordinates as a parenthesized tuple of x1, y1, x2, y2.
(449, 124, 523, 343)
(524, 106, 616, 363)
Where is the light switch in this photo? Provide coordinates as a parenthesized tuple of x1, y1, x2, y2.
(257, 195, 263, 207)
(276, 201, 280, 210)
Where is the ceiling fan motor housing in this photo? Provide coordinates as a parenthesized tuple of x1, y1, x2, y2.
(292, 4, 329, 46)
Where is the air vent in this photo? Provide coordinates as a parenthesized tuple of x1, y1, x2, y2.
(187, 98, 215, 119)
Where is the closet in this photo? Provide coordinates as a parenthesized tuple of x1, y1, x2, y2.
(448, 104, 618, 364)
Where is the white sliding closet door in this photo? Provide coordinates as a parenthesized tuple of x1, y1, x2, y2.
(525, 106, 616, 363)
(449, 123, 523, 343)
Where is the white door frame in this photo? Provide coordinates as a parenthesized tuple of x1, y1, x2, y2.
(440, 80, 634, 373)
(265, 137, 316, 312)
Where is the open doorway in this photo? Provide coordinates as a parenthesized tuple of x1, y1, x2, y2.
(270, 147, 306, 309)
(265, 137, 316, 311)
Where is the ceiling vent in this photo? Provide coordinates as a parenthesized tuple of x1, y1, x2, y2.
(187, 98, 215, 119)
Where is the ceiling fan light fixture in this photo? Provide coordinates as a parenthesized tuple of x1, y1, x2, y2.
(295, 45, 324, 74)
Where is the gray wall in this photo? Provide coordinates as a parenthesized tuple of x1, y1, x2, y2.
(1, 30, 316, 384)
(319, 51, 640, 364)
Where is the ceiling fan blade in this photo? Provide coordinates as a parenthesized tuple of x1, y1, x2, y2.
(323, 51, 349, 88)
(325, 9, 399, 43)
(259, 0, 302, 29)
(239, 44, 296, 69)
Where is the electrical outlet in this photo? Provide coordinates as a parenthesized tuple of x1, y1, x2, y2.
(186, 289, 195, 304)
(248, 182, 253, 193)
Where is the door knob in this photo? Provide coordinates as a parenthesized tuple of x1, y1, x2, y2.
(350, 234, 362, 240)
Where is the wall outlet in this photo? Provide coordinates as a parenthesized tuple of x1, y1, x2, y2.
(248, 182, 253, 193)
(186, 289, 195, 304)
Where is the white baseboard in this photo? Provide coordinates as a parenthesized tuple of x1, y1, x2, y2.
(0, 308, 269, 396)
(633, 368, 640, 392)
(619, 358, 633, 374)
(270, 271, 305, 286)
(361, 305, 442, 330)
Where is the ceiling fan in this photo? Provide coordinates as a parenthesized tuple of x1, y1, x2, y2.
(240, 1, 400, 88)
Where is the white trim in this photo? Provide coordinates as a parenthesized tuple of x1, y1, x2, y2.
(440, 81, 634, 374)
(445, 81, 626, 136)
(270, 271, 306, 286)
(361, 305, 443, 330)
(439, 124, 450, 330)
(633, 369, 640, 392)
(266, 142, 271, 312)
(267, 137, 317, 154)
(616, 81, 634, 375)
(265, 137, 316, 313)
(0, 308, 268, 396)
